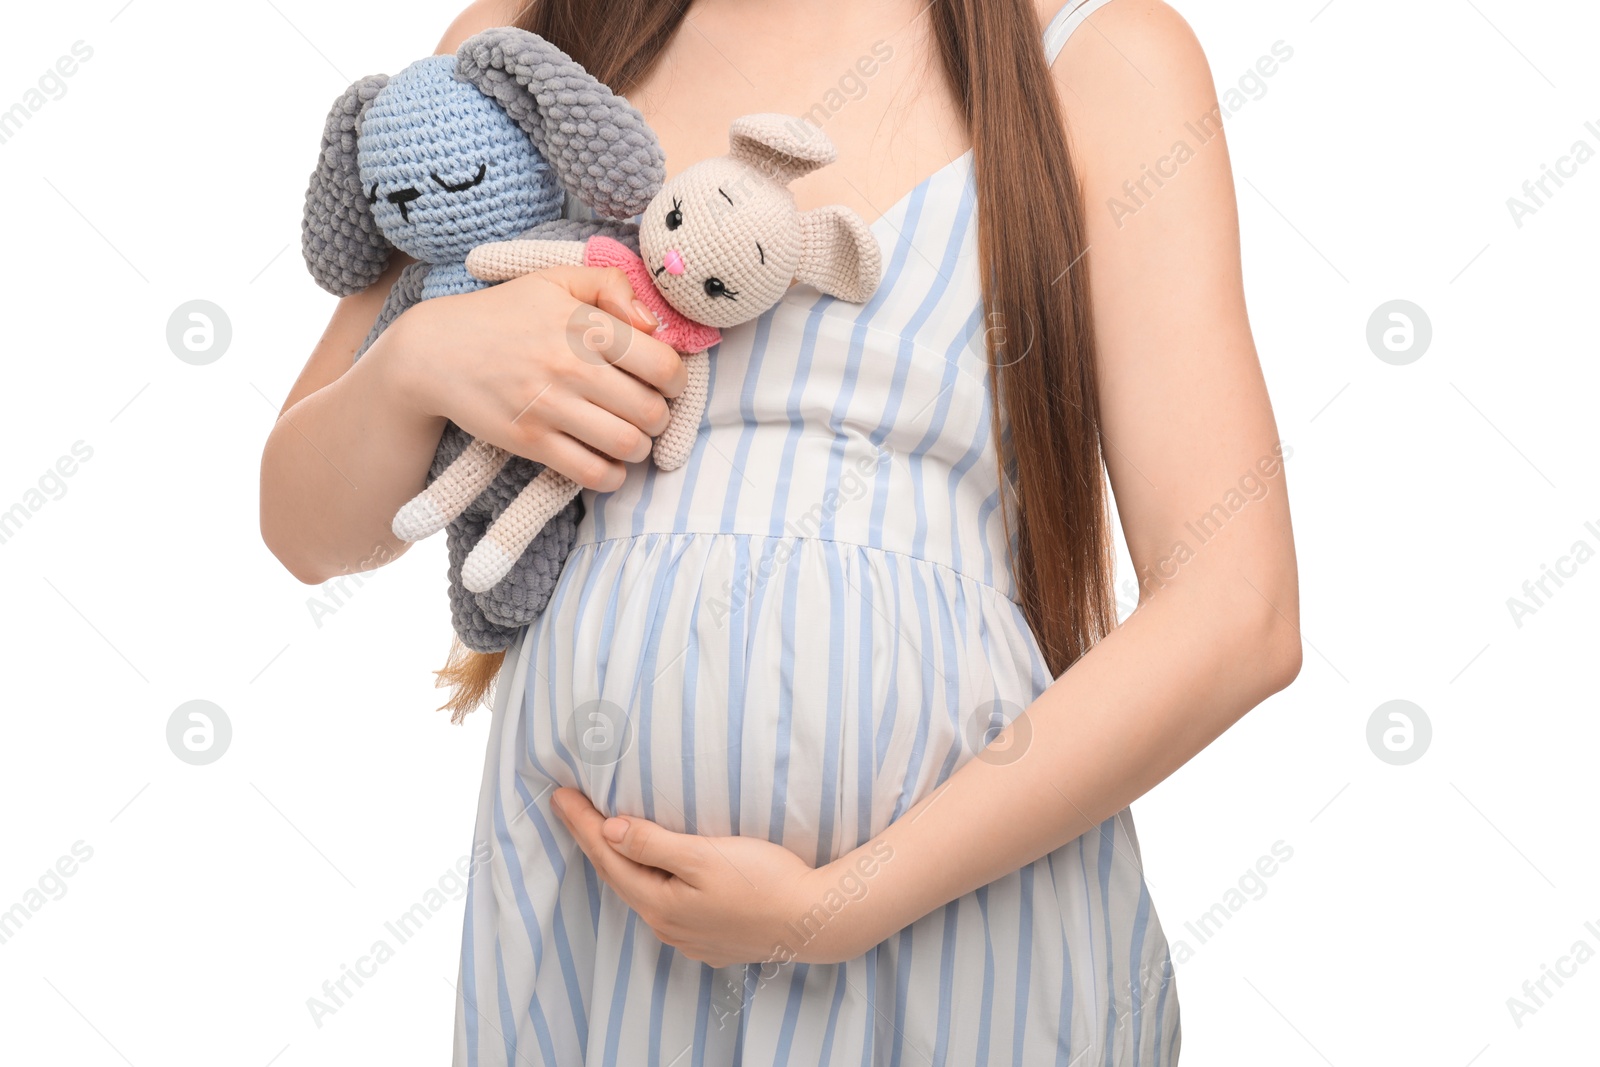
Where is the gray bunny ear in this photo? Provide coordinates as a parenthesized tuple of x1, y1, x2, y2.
(455, 28, 665, 220)
(302, 74, 392, 296)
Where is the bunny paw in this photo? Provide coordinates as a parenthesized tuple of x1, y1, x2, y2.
(393, 496, 448, 541)
(462, 539, 517, 593)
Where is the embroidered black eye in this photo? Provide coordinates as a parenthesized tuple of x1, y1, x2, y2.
(665, 197, 683, 230)
(703, 277, 738, 299)
(432, 163, 487, 193)
(366, 184, 380, 205)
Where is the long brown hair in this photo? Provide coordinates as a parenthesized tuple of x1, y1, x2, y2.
(440, 0, 1114, 718)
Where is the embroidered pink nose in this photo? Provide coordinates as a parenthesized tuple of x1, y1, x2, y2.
(662, 249, 686, 276)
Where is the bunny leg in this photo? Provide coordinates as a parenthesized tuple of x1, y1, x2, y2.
(393, 437, 510, 541)
(461, 468, 582, 593)
(652, 351, 709, 472)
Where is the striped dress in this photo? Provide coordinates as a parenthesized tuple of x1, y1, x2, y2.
(454, 2, 1180, 1062)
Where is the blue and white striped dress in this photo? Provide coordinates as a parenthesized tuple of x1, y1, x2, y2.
(455, 3, 1179, 1062)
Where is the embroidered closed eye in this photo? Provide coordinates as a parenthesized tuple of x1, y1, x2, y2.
(432, 163, 487, 193)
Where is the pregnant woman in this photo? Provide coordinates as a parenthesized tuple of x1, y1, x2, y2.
(261, 0, 1302, 1062)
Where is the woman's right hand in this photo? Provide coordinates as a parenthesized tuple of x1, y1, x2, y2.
(382, 265, 689, 493)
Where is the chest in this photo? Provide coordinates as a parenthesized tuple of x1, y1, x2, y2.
(626, 8, 970, 228)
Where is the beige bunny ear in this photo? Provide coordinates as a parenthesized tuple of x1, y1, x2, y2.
(728, 114, 837, 185)
(796, 205, 884, 303)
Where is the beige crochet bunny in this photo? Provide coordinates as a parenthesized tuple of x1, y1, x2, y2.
(391, 114, 883, 593)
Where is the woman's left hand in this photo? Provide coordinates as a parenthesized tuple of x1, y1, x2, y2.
(551, 786, 859, 968)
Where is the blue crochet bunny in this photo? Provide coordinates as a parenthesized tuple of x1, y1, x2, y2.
(302, 28, 665, 656)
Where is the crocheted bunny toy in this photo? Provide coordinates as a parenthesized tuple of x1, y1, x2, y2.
(304, 27, 662, 296)
(395, 114, 883, 593)
(301, 28, 665, 654)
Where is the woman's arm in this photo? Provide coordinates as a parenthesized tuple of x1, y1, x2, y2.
(259, 2, 684, 584)
(259, 256, 425, 582)
(809, 0, 1302, 957)
(549, 0, 1302, 967)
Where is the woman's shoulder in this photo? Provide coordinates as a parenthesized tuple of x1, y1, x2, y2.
(1044, 0, 1211, 97)
(1042, 1, 1221, 188)
(435, 0, 524, 55)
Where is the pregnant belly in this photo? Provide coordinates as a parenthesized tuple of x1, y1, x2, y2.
(515, 532, 1051, 867)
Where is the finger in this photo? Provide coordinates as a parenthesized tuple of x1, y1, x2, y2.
(551, 788, 619, 872)
(600, 815, 711, 885)
(551, 789, 708, 885)
(539, 267, 686, 398)
(562, 306, 688, 399)
(507, 429, 626, 493)
(573, 364, 673, 437)
(613, 334, 689, 401)
(553, 796, 626, 889)
(553, 789, 671, 897)
(549, 401, 653, 465)
(552, 786, 597, 817)
(540, 264, 660, 335)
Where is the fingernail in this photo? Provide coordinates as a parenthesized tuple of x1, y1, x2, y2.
(631, 300, 659, 330)
(602, 817, 628, 843)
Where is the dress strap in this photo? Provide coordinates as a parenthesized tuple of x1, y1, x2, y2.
(1041, 0, 1116, 66)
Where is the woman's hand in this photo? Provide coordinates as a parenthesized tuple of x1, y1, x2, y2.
(382, 265, 689, 493)
(551, 787, 871, 968)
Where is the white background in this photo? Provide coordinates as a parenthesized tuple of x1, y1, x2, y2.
(0, 0, 1595, 1064)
